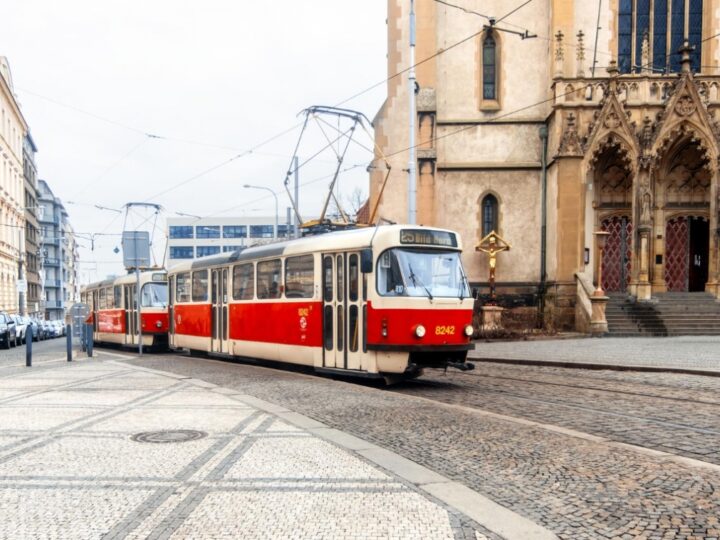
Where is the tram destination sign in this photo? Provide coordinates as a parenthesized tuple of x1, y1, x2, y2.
(400, 229, 457, 247)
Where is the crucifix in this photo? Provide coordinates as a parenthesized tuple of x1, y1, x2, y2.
(475, 231, 511, 303)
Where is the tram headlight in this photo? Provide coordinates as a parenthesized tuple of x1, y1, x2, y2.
(156, 321, 163, 328)
(464, 324, 474, 337)
(414, 324, 426, 338)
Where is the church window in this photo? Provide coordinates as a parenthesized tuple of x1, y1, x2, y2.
(481, 194, 498, 236)
(479, 30, 500, 110)
(617, 0, 703, 74)
(482, 33, 496, 100)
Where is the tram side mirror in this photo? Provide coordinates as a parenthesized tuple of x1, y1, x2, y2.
(360, 249, 373, 273)
(472, 288, 480, 300)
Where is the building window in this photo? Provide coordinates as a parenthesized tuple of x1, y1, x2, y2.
(196, 225, 220, 239)
(618, 0, 703, 73)
(196, 246, 221, 257)
(481, 194, 498, 236)
(223, 225, 247, 238)
(169, 246, 194, 259)
(223, 245, 242, 252)
(482, 33, 497, 101)
(169, 226, 193, 239)
(249, 225, 274, 238)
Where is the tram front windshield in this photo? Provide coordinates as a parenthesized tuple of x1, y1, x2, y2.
(141, 283, 168, 307)
(377, 249, 470, 298)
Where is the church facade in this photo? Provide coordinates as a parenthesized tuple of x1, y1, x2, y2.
(370, 0, 720, 330)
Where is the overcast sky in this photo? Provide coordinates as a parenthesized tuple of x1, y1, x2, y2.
(2, 0, 388, 283)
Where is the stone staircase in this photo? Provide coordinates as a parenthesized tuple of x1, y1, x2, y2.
(605, 292, 720, 336)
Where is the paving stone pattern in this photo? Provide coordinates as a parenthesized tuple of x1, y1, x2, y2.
(469, 336, 720, 372)
(0, 361, 487, 540)
(127, 354, 720, 540)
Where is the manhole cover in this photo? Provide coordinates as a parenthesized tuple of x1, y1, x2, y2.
(131, 430, 207, 444)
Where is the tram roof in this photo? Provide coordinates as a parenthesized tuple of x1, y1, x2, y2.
(81, 269, 167, 291)
(167, 224, 461, 274)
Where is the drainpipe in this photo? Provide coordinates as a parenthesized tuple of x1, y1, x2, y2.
(538, 125, 549, 327)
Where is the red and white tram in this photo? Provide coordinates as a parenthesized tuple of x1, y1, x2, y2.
(81, 271, 169, 349)
(167, 225, 475, 381)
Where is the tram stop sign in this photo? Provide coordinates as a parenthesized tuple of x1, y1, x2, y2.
(70, 303, 90, 340)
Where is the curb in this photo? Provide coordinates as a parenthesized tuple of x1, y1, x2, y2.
(467, 356, 720, 377)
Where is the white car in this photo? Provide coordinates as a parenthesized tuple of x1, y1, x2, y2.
(11, 315, 28, 345)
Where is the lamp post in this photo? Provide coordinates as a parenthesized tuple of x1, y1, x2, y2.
(243, 185, 278, 239)
(593, 230, 611, 297)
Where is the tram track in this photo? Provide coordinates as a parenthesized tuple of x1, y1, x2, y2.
(445, 369, 720, 407)
(392, 374, 720, 439)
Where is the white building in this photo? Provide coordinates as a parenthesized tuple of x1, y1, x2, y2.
(0, 57, 28, 313)
(165, 217, 291, 267)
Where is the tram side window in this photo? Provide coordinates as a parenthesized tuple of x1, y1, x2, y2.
(114, 286, 121, 309)
(106, 287, 115, 309)
(176, 272, 192, 303)
(99, 288, 107, 309)
(232, 263, 255, 300)
(285, 255, 314, 298)
(192, 270, 209, 302)
(257, 259, 282, 299)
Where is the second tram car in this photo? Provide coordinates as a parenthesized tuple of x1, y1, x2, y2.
(167, 225, 474, 381)
(81, 270, 169, 349)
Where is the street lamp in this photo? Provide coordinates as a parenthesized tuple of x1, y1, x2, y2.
(593, 230, 611, 297)
(243, 185, 278, 239)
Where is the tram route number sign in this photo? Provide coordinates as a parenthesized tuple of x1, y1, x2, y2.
(400, 229, 457, 248)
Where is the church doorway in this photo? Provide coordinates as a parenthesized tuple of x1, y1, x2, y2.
(600, 215, 632, 292)
(665, 216, 709, 292)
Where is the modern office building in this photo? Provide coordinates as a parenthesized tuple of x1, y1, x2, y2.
(165, 217, 290, 266)
(38, 180, 78, 321)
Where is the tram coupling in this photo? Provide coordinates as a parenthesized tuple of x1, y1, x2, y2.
(446, 361, 475, 371)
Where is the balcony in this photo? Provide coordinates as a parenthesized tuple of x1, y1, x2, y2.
(45, 300, 64, 309)
(44, 279, 62, 288)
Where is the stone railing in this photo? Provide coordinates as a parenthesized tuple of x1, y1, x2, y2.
(575, 272, 609, 336)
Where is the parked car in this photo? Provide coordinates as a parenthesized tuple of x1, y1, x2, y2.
(40, 320, 53, 339)
(11, 315, 28, 345)
(51, 320, 63, 338)
(26, 317, 40, 341)
(0, 312, 17, 349)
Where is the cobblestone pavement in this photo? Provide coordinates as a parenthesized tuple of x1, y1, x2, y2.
(125, 353, 720, 540)
(0, 359, 490, 540)
(393, 363, 720, 465)
(469, 336, 720, 373)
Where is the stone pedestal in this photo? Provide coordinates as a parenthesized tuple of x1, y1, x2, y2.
(589, 295, 609, 336)
(481, 306, 504, 331)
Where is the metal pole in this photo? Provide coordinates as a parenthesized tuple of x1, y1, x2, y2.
(408, 0, 417, 225)
(86, 323, 93, 357)
(293, 156, 300, 237)
(26, 325, 32, 367)
(66, 324, 72, 362)
(136, 267, 143, 356)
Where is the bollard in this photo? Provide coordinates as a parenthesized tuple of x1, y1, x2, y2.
(66, 324, 72, 362)
(26, 325, 32, 367)
(86, 323, 93, 358)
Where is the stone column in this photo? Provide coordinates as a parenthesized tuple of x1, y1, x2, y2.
(707, 168, 720, 297)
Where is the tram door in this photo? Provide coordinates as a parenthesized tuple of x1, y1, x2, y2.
(124, 285, 138, 345)
(168, 276, 176, 349)
(322, 253, 364, 371)
(211, 268, 229, 353)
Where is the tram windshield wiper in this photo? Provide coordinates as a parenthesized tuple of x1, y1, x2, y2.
(408, 264, 433, 301)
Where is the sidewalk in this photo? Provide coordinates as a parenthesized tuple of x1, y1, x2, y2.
(0, 354, 556, 540)
(469, 336, 720, 375)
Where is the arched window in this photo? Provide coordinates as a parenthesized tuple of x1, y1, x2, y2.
(482, 33, 497, 100)
(481, 194, 498, 236)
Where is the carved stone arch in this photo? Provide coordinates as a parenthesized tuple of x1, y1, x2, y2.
(649, 75, 720, 166)
(583, 91, 640, 171)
